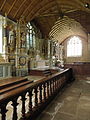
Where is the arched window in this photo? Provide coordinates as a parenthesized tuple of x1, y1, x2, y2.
(0, 15, 3, 53)
(67, 36, 82, 57)
(27, 22, 36, 49)
(0, 26, 2, 53)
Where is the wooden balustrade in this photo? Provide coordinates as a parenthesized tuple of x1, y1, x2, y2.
(12, 98, 18, 120)
(0, 68, 74, 120)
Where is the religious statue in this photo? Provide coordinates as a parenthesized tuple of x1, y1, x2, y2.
(8, 25, 16, 52)
(20, 32, 26, 48)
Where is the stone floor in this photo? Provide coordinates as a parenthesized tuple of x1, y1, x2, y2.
(36, 76, 90, 120)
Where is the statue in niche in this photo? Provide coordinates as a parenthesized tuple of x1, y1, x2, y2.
(36, 50, 41, 61)
(20, 32, 26, 48)
(8, 25, 16, 52)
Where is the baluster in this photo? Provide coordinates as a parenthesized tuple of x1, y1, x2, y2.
(51, 79, 53, 93)
(12, 98, 18, 120)
(62, 76, 63, 84)
(55, 77, 57, 91)
(56, 77, 58, 89)
(58, 77, 61, 88)
(57, 79, 58, 89)
(21, 93, 26, 119)
(56, 78, 58, 89)
(34, 87, 38, 108)
(54, 78, 56, 90)
(28, 90, 33, 114)
(39, 85, 42, 104)
(52, 79, 54, 93)
(58, 77, 60, 89)
(43, 82, 46, 101)
(53, 79, 55, 93)
(57, 77, 59, 89)
(65, 73, 67, 82)
(50, 80, 52, 96)
(47, 81, 49, 98)
(62, 76, 64, 84)
(64, 75, 65, 83)
(0, 103, 7, 120)
(63, 76, 65, 83)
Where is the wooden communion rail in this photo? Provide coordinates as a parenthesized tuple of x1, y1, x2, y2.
(0, 68, 73, 120)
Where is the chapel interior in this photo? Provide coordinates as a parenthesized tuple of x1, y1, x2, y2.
(0, 0, 90, 120)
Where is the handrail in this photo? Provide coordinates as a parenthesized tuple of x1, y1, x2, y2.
(0, 68, 73, 120)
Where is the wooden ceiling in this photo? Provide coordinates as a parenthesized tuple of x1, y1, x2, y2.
(0, 0, 90, 39)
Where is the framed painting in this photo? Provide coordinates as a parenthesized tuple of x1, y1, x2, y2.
(19, 56, 26, 66)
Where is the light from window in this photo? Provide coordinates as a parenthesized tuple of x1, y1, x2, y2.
(27, 22, 36, 49)
(67, 36, 82, 57)
(0, 27, 2, 53)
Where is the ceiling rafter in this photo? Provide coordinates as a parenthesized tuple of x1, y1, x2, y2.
(7, 0, 17, 15)
(29, 0, 76, 21)
(35, 13, 59, 18)
(55, 0, 63, 17)
(74, 0, 84, 7)
(54, 0, 78, 16)
(13, 0, 27, 18)
(57, 0, 82, 10)
(26, 1, 56, 21)
(0, 0, 7, 11)
(0, 0, 89, 39)
(18, 0, 52, 20)
(33, 1, 56, 17)
(20, 0, 38, 18)
(32, 0, 81, 19)
(39, 6, 58, 17)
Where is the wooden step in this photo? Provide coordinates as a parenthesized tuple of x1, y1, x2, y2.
(0, 77, 28, 90)
(43, 69, 52, 76)
(0, 80, 33, 95)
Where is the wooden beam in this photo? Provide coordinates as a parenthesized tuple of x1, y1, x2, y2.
(26, 1, 55, 21)
(0, 0, 7, 11)
(55, 0, 63, 17)
(35, 13, 59, 18)
(21, 0, 37, 17)
(7, 0, 17, 15)
(13, 0, 27, 18)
